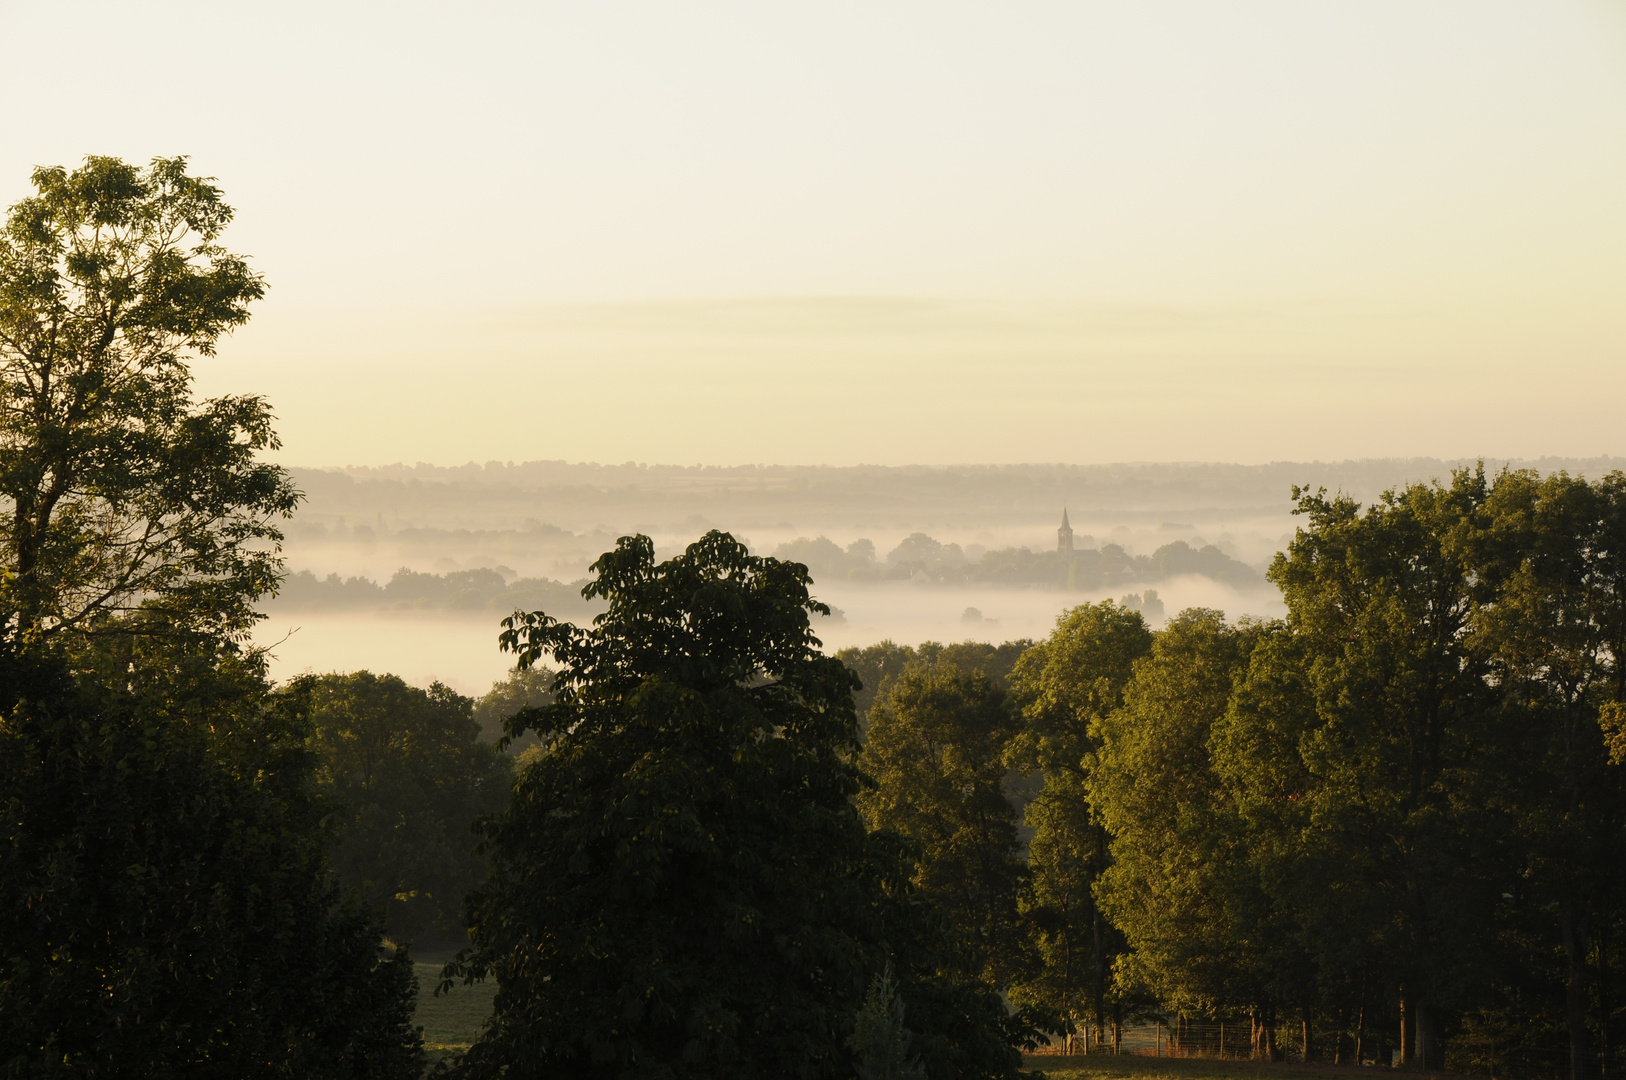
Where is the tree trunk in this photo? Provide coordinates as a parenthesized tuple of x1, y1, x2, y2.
(1112, 999, 1122, 1054)
(1399, 995, 1410, 1067)
(1599, 925, 1611, 1080)
(1416, 1001, 1443, 1071)
(1061, 891, 1075, 1057)
(1091, 895, 1106, 1057)
(1561, 896, 1593, 1080)
(1302, 1003, 1314, 1064)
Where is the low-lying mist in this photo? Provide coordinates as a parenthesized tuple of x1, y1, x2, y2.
(254, 575, 1285, 696)
(252, 456, 1616, 693)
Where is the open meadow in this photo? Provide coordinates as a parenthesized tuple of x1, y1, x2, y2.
(412, 959, 496, 1060)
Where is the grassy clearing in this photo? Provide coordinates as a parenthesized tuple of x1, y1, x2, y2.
(407, 977, 1442, 1080)
(1024, 1055, 1453, 1080)
(411, 958, 494, 1057)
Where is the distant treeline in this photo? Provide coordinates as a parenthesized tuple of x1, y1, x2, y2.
(269, 567, 600, 618)
(773, 533, 1262, 589)
(270, 534, 1258, 616)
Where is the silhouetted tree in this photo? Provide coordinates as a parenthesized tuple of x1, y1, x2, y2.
(0, 157, 420, 1075)
(0, 155, 295, 647)
(449, 532, 1029, 1079)
(295, 671, 513, 947)
(0, 644, 422, 1077)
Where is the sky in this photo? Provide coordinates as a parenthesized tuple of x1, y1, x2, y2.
(3, 1, 1625, 466)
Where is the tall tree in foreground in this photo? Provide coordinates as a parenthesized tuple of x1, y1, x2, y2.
(0, 157, 421, 1075)
(1092, 611, 1279, 1052)
(0, 155, 296, 646)
(1246, 475, 1502, 1070)
(1472, 470, 1626, 1080)
(450, 532, 1027, 1079)
(1004, 601, 1152, 1050)
(859, 659, 1027, 988)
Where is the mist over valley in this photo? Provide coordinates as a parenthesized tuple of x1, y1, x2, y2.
(254, 455, 1621, 693)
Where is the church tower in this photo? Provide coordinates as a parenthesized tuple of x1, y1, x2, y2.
(1058, 508, 1074, 555)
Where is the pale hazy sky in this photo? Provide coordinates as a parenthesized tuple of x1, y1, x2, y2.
(3, 1, 1624, 466)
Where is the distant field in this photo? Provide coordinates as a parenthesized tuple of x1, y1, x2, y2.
(412, 960, 494, 1058)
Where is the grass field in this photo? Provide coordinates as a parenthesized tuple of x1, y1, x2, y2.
(411, 958, 494, 1057)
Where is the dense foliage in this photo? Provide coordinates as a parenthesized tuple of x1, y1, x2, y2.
(0, 158, 421, 1076)
(471, 664, 555, 751)
(837, 469, 1625, 1080)
(448, 532, 1028, 1079)
(0, 156, 296, 646)
(859, 660, 1027, 988)
(1004, 601, 1154, 1051)
(0, 644, 422, 1078)
(1085, 469, 1626, 1077)
(837, 640, 1030, 729)
(294, 672, 513, 948)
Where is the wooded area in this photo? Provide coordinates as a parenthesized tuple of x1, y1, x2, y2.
(3, 159, 1621, 1080)
(837, 470, 1626, 1080)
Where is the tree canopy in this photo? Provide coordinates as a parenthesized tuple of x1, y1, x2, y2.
(0, 155, 295, 646)
(449, 531, 1028, 1079)
(859, 659, 1028, 988)
(294, 671, 513, 947)
(1003, 600, 1153, 1049)
(1085, 469, 1626, 1078)
(0, 158, 420, 1076)
(0, 643, 422, 1077)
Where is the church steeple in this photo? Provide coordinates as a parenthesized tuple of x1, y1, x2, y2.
(1058, 508, 1074, 555)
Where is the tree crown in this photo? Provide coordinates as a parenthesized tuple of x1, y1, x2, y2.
(0, 156, 294, 645)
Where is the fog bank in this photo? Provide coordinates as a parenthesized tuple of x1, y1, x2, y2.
(254, 457, 1616, 692)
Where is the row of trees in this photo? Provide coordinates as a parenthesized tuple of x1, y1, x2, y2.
(774, 533, 1259, 590)
(837, 469, 1626, 1080)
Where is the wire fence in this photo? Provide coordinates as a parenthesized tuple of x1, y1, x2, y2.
(1026, 1020, 1616, 1080)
